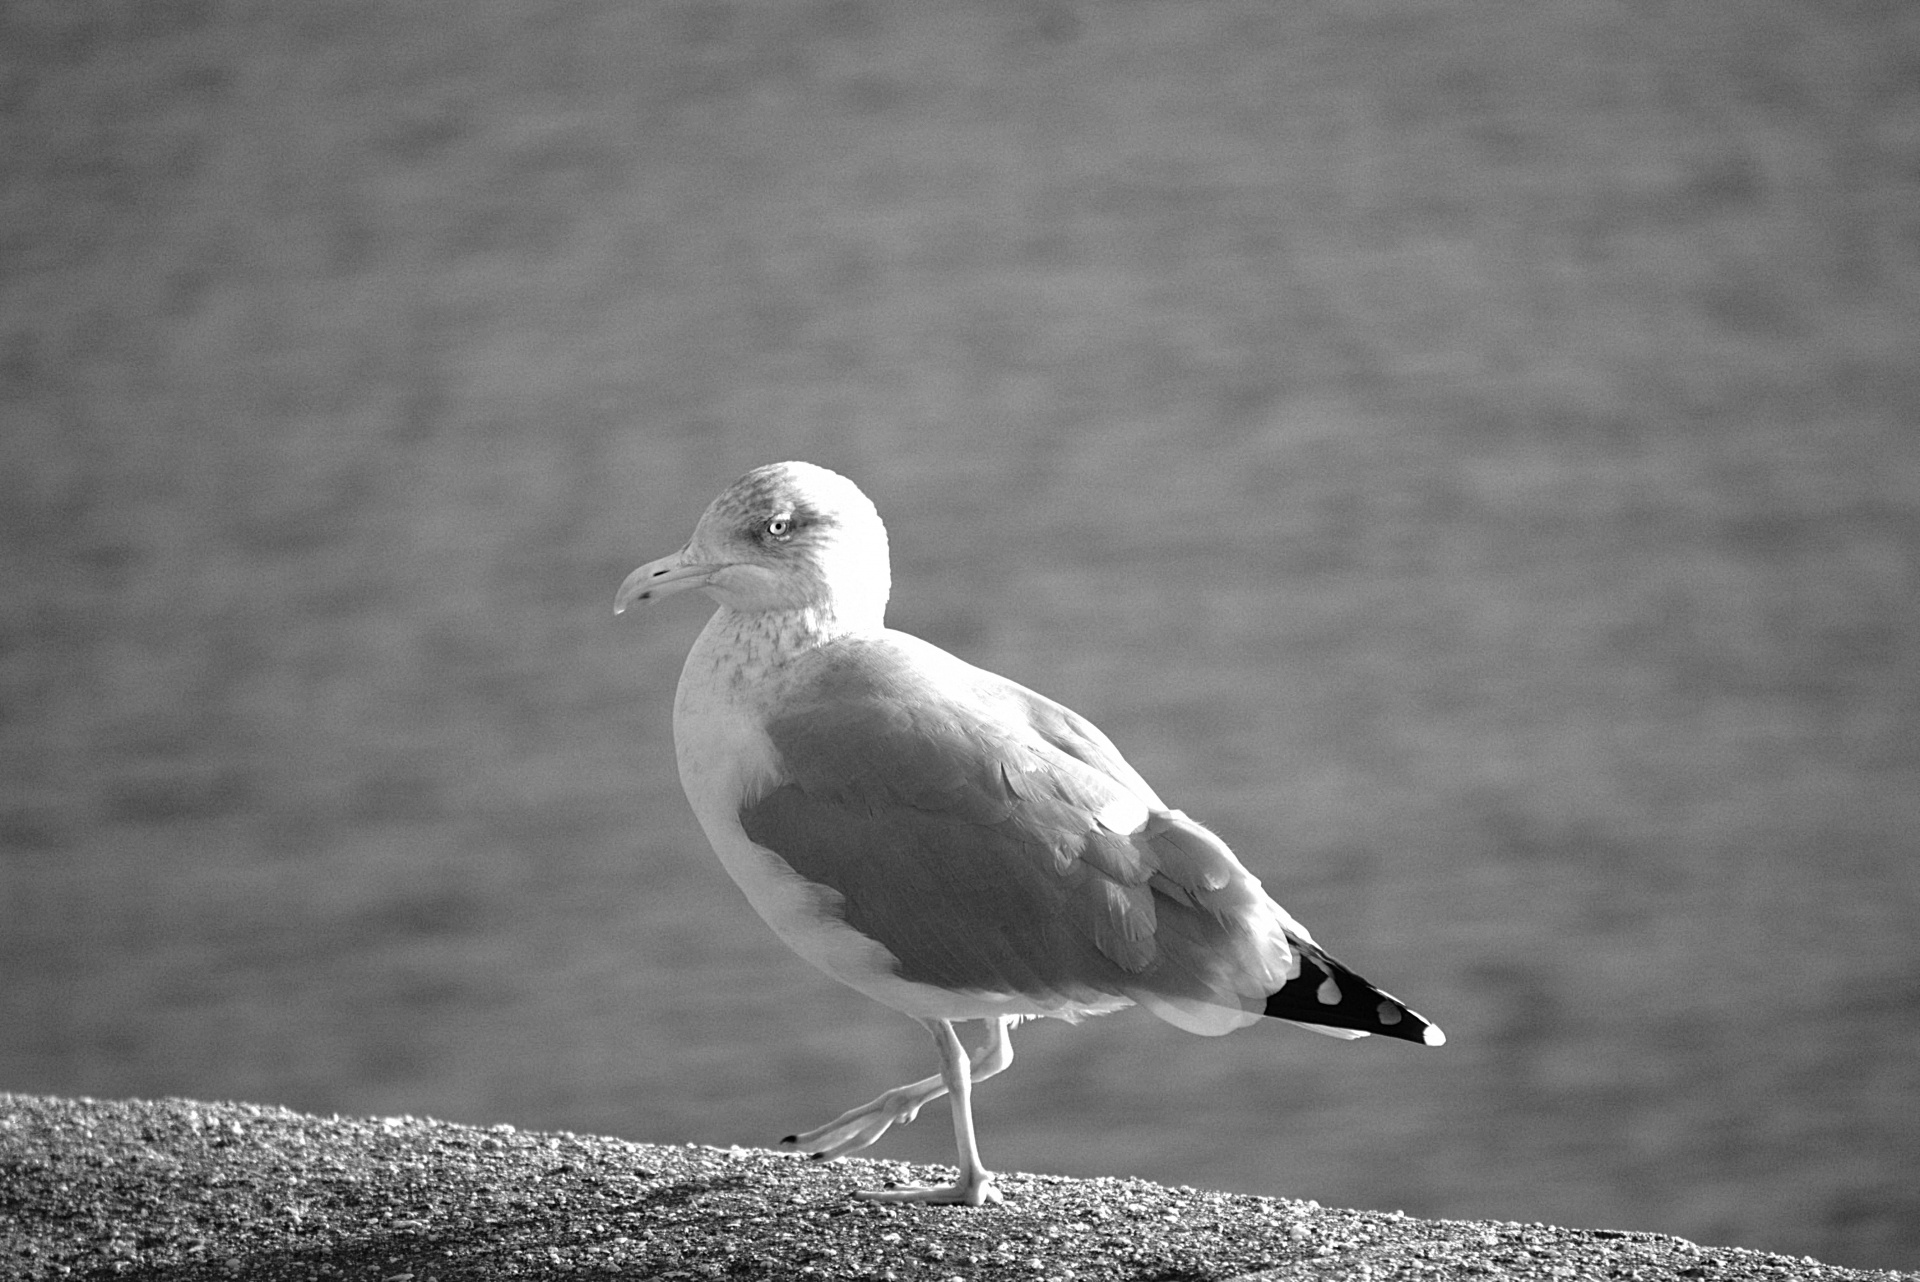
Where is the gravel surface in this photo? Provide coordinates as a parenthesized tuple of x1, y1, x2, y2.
(1, 1094, 1908, 1282)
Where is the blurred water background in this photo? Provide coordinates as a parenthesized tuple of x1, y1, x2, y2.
(3, 0, 1918, 1271)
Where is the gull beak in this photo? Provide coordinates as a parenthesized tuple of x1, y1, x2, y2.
(614, 547, 720, 615)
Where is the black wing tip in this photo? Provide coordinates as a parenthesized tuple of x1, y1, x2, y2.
(1262, 943, 1446, 1046)
(1382, 1018, 1446, 1047)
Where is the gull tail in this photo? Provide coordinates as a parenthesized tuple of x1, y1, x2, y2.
(1263, 938, 1445, 1046)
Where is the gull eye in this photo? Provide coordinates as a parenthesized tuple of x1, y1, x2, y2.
(763, 515, 793, 541)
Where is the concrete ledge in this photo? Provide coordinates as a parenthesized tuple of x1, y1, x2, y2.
(0, 1093, 1901, 1281)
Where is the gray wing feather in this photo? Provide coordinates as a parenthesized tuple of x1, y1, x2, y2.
(739, 636, 1290, 1009)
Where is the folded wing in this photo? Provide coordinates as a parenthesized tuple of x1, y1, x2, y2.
(740, 634, 1345, 1034)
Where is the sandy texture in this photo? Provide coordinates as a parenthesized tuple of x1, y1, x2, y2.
(1, 1094, 1906, 1282)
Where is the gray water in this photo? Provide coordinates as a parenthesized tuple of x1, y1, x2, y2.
(3, 1, 1917, 1271)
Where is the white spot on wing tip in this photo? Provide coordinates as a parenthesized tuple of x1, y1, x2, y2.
(1423, 1023, 1446, 1046)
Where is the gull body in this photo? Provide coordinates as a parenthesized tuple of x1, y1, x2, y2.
(617, 461, 1442, 1205)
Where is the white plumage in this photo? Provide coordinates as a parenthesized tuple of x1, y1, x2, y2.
(617, 461, 1442, 1205)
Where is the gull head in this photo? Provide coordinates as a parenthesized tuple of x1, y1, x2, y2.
(615, 461, 892, 629)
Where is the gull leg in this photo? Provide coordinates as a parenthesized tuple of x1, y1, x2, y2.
(853, 1017, 1006, 1206)
(782, 1017, 1014, 1180)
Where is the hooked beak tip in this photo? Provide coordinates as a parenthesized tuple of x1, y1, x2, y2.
(615, 551, 710, 616)
(612, 579, 654, 617)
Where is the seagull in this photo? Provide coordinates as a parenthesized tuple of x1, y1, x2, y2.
(615, 461, 1442, 1206)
